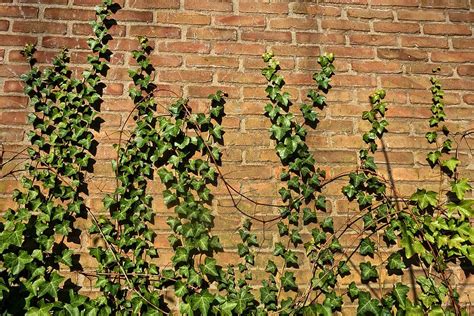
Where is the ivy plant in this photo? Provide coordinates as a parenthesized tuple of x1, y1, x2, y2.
(0, 0, 472, 315)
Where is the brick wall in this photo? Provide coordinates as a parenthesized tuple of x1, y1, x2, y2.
(0, 0, 473, 308)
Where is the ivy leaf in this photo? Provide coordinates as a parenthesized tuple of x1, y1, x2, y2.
(410, 189, 437, 210)
(4, 251, 33, 275)
(163, 190, 177, 206)
(200, 257, 219, 278)
(357, 291, 381, 316)
(387, 252, 406, 271)
(281, 271, 297, 291)
(303, 208, 317, 224)
(359, 262, 378, 282)
(359, 238, 375, 256)
(260, 283, 277, 305)
(425, 131, 437, 143)
(321, 217, 334, 232)
(0, 224, 24, 252)
(441, 158, 460, 173)
(25, 304, 54, 316)
(175, 281, 188, 297)
(338, 261, 350, 276)
(348, 282, 359, 300)
(38, 272, 64, 299)
(220, 301, 237, 316)
(190, 290, 215, 316)
(265, 260, 277, 275)
(427, 151, 441, 166)
(233, 289, 254, 314)
(451, 178, 472, 200)
(392, 283, 409, 310)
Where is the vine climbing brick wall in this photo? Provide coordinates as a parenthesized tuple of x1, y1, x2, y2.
(0, 0, 473, 307)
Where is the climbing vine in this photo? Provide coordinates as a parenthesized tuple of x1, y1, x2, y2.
(0, 1, 472, 315)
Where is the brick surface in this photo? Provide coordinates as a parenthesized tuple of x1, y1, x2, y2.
(0, 0, 472, 303)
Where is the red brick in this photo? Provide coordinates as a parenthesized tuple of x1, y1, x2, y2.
(378, 48, 428, 61)
(127, 0, 179, 9)
(187, 85, 240, 99)
(158, 70, 213, 83)
(420, 0, 469, 9)
(325, 46, 375, 59)
(3, 80, 23, 93)
(400, 36, 448, 48)
(431, 52, 474, 63)
(291, 4, 341, 16)
(424, 24, 471, 35)
(452, 39, 474, 49)
(405, 64, 453, 76)
(371, 0, 418, 6)
(0, 6, 38, 18)
(158, 41, 210, 54)
(241, 31, 291, 43)
(216, 15, 265, 27)
(381, 75, 429, 89)
(463, 94, 474, 105)
(114, 10, 153, 22)
(271, 45, 320, 57)
(449, 12, 474, 22)
(0, 111, 27, 124)
(374, 21, 420, 33)
(156, 12, 210, 25)
(184, 0, 232, 12)
(129, 26, 180, 38)
(72, 23, 126, 36)
(74, 0, 124, 5)
(214, 43, 265, 56)
(0, 20, 8, 31)
(352, 61, 402, 74)
(322, 19, 369, 31)
(458, 65, 474, 77)
(21, 0, 67, 3)
(187, 27, 236, 41)
(13, 21, 67, 34)
(216, 71, 266, 84)
(349, 34, 397, 46)
(44, 8, 95, 21)
(0, 96, 28, 109)
(346, 8, 392, 19)
(42, 36, 88, 49)
(185, 55, 238, 68)
(0, 34, 37, 46)
(398, 10, 445, 21)
(239, 2, 288, 14)
(296, 33, 345, 45)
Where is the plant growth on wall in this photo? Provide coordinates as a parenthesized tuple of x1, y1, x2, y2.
(0, 1, 472, 315)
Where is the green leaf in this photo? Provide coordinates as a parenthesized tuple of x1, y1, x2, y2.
(441, 158, 460, 173)
(0, 225, 24, 252)
(359, 262, 378, 282)
(321, 217, 334, 232)
(348, 282, 359, 300)
(163, 190, 177, 206)
(360, 238, 375, 256)
(357, 292, 381, 316)
(233, 289, 254, 314)
(281, 271, 297, 291)
(190, 290, 214, 316)
(200, 257, 219, 277)
(265, 260, 277, 275)
(387, 252, 406, 271)
(410, 189, 437, 210)
(38, 272, 64, 299)
(392, 283, 409, 310)
(220, 301, 237, 316)
(451, 178, 472, 200)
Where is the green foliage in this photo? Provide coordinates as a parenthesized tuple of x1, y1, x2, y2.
(0, 2, 472, 315)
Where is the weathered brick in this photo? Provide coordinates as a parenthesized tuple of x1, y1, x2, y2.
(187, 27, 236, 41)
(127, 0, 179, 9)
(270, 17, 317, 30)
(0, 6, 38, 18)
(129, 26, 180, 38)
(296, 32, 345, 45)
(158, 41, 210, 54)
(156, 12, 210, 25)
(373, 21, 420, 33)
(214, 43, 265, 56)
(398, 9, 445, 21)
(322, 19, 369, 31)
(185, 55, 239, 68)
(13, 21, 67, 34)
(241, 31, 292, 43)
(239, 2, 288, 14)
(184, 0, 232, 12)
(378, 48, 428, 61)
(424, 23, 471, 35)
(401, 36, 448, 48)
(216, 15, 265, 27)
(44, 8, 95, 20)
(349, 34, 397, 46)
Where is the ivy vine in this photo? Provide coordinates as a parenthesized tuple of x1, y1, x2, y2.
(0, 1, 472, 315)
